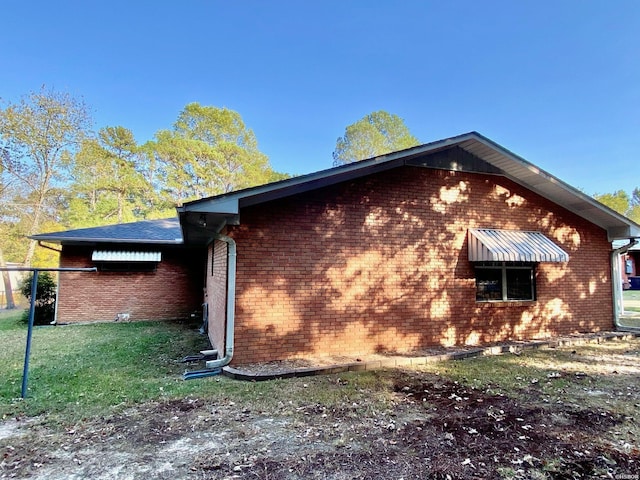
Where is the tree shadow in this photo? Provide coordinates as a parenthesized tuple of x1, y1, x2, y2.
(227, 159, 613, 364)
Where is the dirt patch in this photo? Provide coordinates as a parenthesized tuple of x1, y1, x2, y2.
(2, 346, 640, 479)
(390, 377, 634, 479)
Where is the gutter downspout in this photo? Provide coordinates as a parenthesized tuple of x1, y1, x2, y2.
(612, 239, 639, 331)
(205, 233, 237, 369)
(37, 241, 62, 254)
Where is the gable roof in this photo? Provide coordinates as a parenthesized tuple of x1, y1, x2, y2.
(178, 131, 640, 243)
(31, 218, 183, 245)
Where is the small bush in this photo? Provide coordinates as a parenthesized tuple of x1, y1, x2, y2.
(19, 272, 57, 325)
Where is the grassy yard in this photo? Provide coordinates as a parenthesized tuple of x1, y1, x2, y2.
(0, 310, 239, 421)
(1, 310, 639, 479)
(623, 289, 640, 312)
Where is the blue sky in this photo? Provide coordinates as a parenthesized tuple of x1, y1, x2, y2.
(2, 1, 639, 196)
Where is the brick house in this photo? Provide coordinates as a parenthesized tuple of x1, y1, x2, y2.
(34, 132, 640, 365)
(32, 218, 206, 323)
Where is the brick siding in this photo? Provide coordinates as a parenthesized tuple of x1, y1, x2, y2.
(222, 166, 613, 364)
(57, 246, 205, 322)
(207, 239, 228, 355)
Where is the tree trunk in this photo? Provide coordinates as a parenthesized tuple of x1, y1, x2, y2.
(0, 247, 16, 309)
(118, 190, 124, 223)
(24, 190, 46, 267)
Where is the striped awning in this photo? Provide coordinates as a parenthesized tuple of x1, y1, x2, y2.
(468, 229, 569, 263)
(92, 251, 162, 262)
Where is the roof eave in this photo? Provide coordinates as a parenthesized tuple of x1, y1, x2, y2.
(31, 236, 184, 245)
(459, 134, 640, 241)
(178, 132, 481, 215)
(606, 225, 640, 242)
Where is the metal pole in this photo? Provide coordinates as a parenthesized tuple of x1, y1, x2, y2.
(21, 270, 39, 399)
(0, 267, 96, 399)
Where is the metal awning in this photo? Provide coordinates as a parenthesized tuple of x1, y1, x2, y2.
(92, 251, 162, 262)
(468, 229, 569, 262)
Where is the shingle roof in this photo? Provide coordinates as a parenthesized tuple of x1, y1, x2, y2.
(31, 218, 183, 245)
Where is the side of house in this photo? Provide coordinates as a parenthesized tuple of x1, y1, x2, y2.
(205, 166, 612, 364)
(182, 132, 640, 366)
(57, 245, 205, 322)
(32, 132, 640, 365)
(32, 218, 206, 323)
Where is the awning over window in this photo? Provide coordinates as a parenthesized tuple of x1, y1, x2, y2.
(468, 229, 569, 263)
(92, 251, 162, 262)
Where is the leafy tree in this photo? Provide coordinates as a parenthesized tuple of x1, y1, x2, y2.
(594, 189, 640, 224)
(66, 126, 152, 227)
(19, 271, 56, 325)
(0, 87, 92, 265)
(629, 188, 640, 224)
(594, 190, 630, 215)
(333, 111, 420, 166)
(146, 103, 286, 203)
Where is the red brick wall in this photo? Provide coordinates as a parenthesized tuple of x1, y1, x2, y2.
(57, 246, 205, 322)
(226, 167, 613, 364)
(207, 239, 228, 356)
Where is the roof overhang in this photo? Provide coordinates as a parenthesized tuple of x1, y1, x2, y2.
(177, 132, 640, 243)
(468, 229, 569, 263)
(30, 218, 184, 246)
(454, 134, 640, 242)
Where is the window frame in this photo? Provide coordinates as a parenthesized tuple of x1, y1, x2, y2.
(474, 261, 536, 303)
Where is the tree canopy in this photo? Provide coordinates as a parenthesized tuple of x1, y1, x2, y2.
(0, 87, 92, 265)
(66, 126, 151, 227)
(146, 103, 286, 203)
(0, 91, 290, 274)
(594, 188, 640, 224)
(333, 111, 420, 166)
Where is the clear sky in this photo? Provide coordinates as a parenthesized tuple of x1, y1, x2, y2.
(1, 1, 638, 196)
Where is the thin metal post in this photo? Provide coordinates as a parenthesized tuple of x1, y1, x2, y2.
(21, 270, 39, 398)
(0, 266, 96, 399)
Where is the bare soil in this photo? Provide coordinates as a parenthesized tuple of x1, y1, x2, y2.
(2, 347, 639, 479)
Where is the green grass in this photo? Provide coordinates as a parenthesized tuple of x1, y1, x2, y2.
(621, 290, 640, 321)
(2, 307, 639, 433)
(0, 308, 26, 331)
(0, 314, 246, 421)
(623, 290, 640, 301)
(0, 311, 355, 425)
